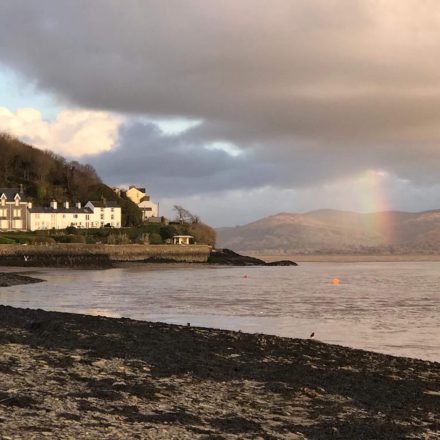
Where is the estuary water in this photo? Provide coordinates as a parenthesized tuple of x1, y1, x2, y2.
(0, 262, 439, 362)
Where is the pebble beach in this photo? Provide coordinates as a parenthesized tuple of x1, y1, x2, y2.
(0, 286, 439, 439)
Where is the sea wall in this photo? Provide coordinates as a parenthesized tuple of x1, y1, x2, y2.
(0, 244, 212, 268)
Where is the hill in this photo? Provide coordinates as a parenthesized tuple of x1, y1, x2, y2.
(216, 209, 440, 255)
(0, 133, 142, 226)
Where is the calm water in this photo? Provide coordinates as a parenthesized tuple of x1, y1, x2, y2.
(0, 263, 439, 362)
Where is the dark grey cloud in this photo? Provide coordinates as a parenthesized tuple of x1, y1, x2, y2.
(86, 122, 279, 196)
(2, 0, 440, 197)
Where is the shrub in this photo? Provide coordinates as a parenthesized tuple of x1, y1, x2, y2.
(188, 223, 216, 246)
(106, 233, 130, 244)
(57, 234, 86, 243)
(159, 225, 178, 241)
(65, 226, 78, 235)
(149, 232, 163, 244)
(85, 236, 97, 244)
(68, 234, 86, 244)
(0, 237, 15, 244)
(34, 236, 56, 244)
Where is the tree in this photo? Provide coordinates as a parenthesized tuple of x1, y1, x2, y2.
(188, 223, 216, 246)
(173, 205, 199, 224)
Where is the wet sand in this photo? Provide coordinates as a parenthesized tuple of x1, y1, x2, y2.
(0, 305, 439, 439)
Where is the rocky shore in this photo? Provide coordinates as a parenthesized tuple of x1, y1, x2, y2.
(0, 272, 44, 287)
(208, 249, 297, 266)
(0, 305, 438, 439)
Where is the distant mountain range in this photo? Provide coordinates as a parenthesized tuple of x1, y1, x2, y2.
(216, 209, 440, 255)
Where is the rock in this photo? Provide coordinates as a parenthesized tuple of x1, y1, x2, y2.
(208, 249, 297, 266)
(0, 273, 44, 287)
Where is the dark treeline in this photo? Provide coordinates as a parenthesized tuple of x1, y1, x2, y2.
(0, 133, 142, 226)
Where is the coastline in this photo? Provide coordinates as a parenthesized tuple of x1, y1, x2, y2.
(0, 305, 438, 439)
(255, 254, 440, 263)
(0, 272, 44, 287)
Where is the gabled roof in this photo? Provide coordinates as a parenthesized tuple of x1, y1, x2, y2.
(0, 187, 26, 201)
(87, 201, 120, 208)
(29, 207, 93, 214)
(128, 186, 146, 193)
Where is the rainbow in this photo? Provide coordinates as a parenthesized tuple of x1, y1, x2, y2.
(359, 170, 394, 245)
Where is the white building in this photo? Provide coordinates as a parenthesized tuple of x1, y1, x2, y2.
(28, 200, 121, 231)
(173, 235, 193, 245)
(125, 186, 159, 221)
(85, 201, 121, 228)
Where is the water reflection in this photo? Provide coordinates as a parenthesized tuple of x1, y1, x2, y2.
(0, 262, 439, 361)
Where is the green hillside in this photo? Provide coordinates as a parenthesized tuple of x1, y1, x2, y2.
(0, 133, 142, 226)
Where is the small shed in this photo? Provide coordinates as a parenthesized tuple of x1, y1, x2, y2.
(173, 235, 193, 245)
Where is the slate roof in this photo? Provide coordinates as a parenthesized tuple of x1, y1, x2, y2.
(87, 201, 120, 208)
(29, 207, 93, 214)
(0, 188, 26, 200)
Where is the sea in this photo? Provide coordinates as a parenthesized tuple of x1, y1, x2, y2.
(1, 262, 439, 362)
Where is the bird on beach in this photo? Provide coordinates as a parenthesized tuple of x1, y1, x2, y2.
(310, 332, 315, 338)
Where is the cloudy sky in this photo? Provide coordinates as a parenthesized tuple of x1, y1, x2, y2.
(1, 1, 440, 226)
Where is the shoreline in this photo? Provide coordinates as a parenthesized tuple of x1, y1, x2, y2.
(0, 272, 44, 287)
(255, 254, 440, 263)
(0, 305, 439, 439)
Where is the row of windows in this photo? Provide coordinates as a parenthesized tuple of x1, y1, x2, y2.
(0, 208, 22, 217)
(0, 199, 21, 207)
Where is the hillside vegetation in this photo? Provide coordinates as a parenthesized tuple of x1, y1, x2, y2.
(0, 133, 141, 226)
(217, 209, 440, 255)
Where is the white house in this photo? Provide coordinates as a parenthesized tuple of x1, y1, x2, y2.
(85, 201, 121, 228)
(28, 200, 121, 231)
(125, 186, 159, 220)
(28, 201, 92, 231)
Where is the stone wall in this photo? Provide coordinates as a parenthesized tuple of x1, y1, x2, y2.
(0, 244, 212, 267)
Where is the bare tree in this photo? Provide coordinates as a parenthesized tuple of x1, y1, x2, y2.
(173, 205, 200, 224)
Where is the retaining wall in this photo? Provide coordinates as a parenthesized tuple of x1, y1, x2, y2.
(0, 244, 212, 268)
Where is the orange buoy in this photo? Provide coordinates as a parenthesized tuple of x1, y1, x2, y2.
(331, 278, 341, 285)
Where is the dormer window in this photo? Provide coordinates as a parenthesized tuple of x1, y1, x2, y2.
(15, 195, 20, 206)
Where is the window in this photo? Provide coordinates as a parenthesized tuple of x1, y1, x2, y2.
(15, 198, 19, 206)
(1, 198, 5, 207)
(100, 214, 104, 220)
(13, 219, 22, 229)
(111, 215, 114, 220)
(0, 208, 6, 217)
(86, 215, 90, 220)
(73, 214, 78, 219)
(111, 208, 114, 212)
(13, 209, 21, 218)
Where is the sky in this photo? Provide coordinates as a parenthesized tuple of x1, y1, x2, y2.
(1, 0, 440, 226)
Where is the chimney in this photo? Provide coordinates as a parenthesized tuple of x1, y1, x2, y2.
(20, 184, 24, 194)
(76, 201, 81, 209)
(50, 200, 58, 210)
(64, 201, 70, 209)
(27, 201, 33, 209)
